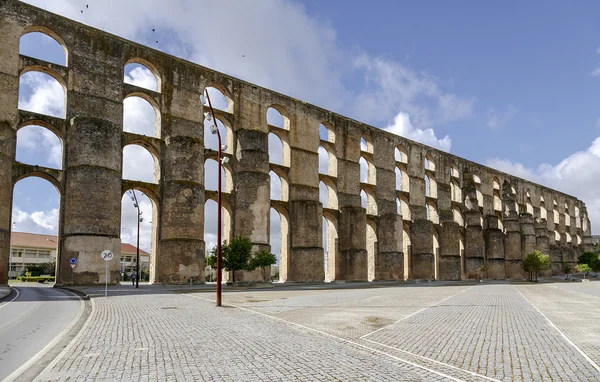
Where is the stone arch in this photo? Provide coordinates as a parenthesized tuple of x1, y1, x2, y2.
(268, 130, 290, 167)
(493, 189, 502, 212)
(396, 165, 409, 192)
(525, 189, 533, 215)
(19, 27, 69, 67)
(204, 198, 234, 282)
(493, 177, 500, 191)
(20, 26, 68, 66)
(318, 146, 337, 176)
(319, 178, 338, 210)
(554, 230, 561, 242)
(553, 198, 560, 225)
(361, 188, 377, 216)
(123, 144, 160, 184)
(424, 153, 435, 172)
(322, 211, 338, 282)
(16, 123, 63, 169)
(124, 59, 161, 92)
(403, 223, 411, 280)
(427, 200, 439, 224)
(204, 85, 233, 113)
(360, 156, 376, 185)
(123, 93, 161, 138)
(360, 136, 374, 154)
(451, 180, 462, 203)
(267, 105, 290, 130)
(575, 206, 581, 228)
(473, 174, 483, 207)
(433, 226, 440, 279)
(270, 170, 289, 202)
(10, 176, 61, 278)
(453, 206, 464, 226)
(564, 202, 571, 227)
(205, 115, 232, 154)
(18, 70, 66, 118)
(121, 188, 159, 283)
(270, 205, 290, 282)
(319, 121, 335, 143)
(395, 144, 408, 163)
(399, 195, 411, 221)
(366, 219, 377, 282)
(425, 174, 437, 198)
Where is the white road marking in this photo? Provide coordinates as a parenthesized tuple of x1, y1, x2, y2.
(0, 287, 20, 309)
(4, 288, 85, 382)
(513, 285, 600, 373)
(360, 285, 476, 339)
(186, 293, 470, 382)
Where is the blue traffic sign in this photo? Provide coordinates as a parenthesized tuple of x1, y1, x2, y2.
(69, 257, 77, 265)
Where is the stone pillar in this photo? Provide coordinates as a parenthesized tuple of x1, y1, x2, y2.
(464, 210, 484, 278)
(232, 127, 270, 281)
(375, 210, 403, 280)
(520, 214, 536, 278)
(438, 221, 461, 280)
(410, 218, 435, 279)
(484, 215, 505, 279)
(504, 216, 522, 278)
(535, 219, 552, 276)
(60, 117, 122, 284)
(288, 199, 324, 281)
(0, 13, 19, 284)
(373, 137, 403, 281)
(338, 206, 368, 280)
(462, 171, 484, 279)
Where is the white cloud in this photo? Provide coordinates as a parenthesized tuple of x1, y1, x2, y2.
(591, 68, 600, 77)
(487, 105, 516, 131)
(122, 145, 157, 183)
(123, 96, 158, 137)
(18, 71, 65, 118)
(124, 65, 158, 91)
(353, 54, 475, 127)
(16, 125, 62, 168)
(385, 112, 452, 152)
(12, 206, 59, 234)
(486, 137, 600, 234)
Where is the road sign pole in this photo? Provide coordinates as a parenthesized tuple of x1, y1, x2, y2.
(101, 250, 113, 297)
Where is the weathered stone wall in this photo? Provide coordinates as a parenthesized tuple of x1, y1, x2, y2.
(0, 1, 592, 284)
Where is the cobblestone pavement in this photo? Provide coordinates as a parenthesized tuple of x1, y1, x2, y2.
(34, 281, 600, 381)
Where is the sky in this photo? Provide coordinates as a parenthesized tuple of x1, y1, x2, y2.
(12, 0, 600, 260)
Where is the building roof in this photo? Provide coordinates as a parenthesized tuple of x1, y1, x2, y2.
(10, 232, 150, 256)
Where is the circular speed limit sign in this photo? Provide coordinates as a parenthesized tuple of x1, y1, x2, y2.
(101, 250, 113, 261)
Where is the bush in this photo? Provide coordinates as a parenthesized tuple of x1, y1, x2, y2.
(16, 276, 55, 283)
(576, 263, 592, 279)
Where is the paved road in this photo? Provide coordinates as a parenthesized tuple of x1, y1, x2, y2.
(34, 282, 600, 381)
(0, 284, 82, 380)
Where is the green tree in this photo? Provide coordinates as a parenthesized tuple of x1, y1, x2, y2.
(578, 251, 600, 276)
(523, 250, 551, 281)
(576, 263, 591, 279)
(207, 236, 255, 282)
(562, 262, 572, 279)
(250, 250, 277, 281)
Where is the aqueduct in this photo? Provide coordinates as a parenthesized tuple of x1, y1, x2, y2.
(0, 1, 593, 285)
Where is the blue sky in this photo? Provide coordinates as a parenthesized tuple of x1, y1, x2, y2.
(13, 0, 600, 256)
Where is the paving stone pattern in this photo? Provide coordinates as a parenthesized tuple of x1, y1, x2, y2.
(35, 282, 600, 381)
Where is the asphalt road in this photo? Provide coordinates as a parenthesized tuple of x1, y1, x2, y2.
(0, 284, 82, 380)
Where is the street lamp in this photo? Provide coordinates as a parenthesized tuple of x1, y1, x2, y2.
(128, 190, 143, 288)
(201, 90, 227, 307)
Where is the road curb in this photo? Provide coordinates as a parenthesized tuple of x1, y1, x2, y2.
(54, 285, 89, 299)
(0, 285, 14, 303)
